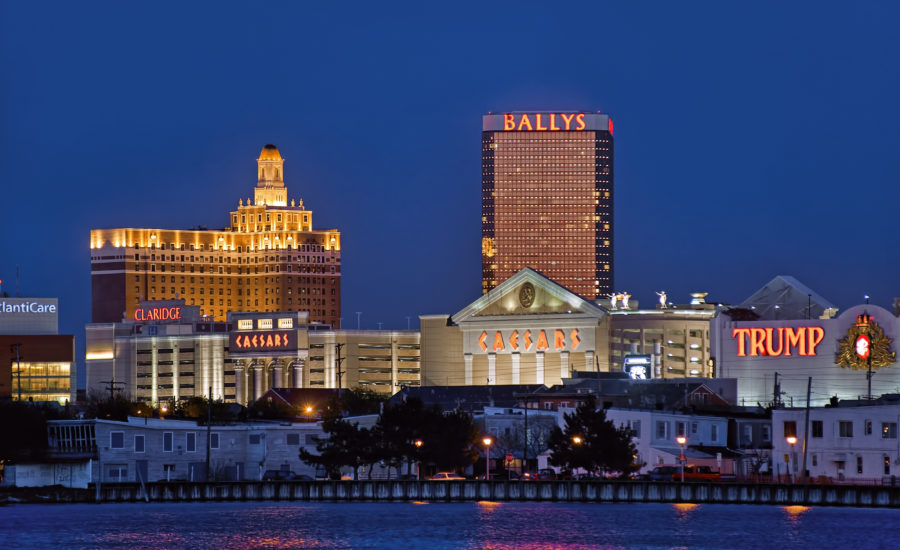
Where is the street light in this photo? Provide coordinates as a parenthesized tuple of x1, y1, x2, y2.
(305, 405, 313, 422)
(414, 439, 423, 480)
(676, 435, 687, 483)
(786, 435, 798, 483)
(572, 435, 583, 445)
(483, 436, 493, 479)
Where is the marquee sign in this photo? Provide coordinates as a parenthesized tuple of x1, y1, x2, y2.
(229, 330, 297, 353)
(478, 328, 580, 353)
(134, 306, 182, 322)
(731, 326, 825, 357)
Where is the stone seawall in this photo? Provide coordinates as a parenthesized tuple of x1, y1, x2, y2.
(5, 481, 900, 507)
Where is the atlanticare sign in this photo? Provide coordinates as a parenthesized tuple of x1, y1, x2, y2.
(478, 329, 581, 353)
(732, 327, 825, 357)
(0, 300, 57, 314)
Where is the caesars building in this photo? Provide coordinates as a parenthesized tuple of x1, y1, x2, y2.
(0, 297, 74, 403)
(711, 304, 900, 407)
(420, 269, 611, 386)
(90, 144, 342, 328)
(85, 300, 419, 405)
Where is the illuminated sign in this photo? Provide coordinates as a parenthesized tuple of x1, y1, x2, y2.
(229, 330, 297, 352)
(855, 334, 871, 359)
(624, 355, 652, 379)
(0, 300, 57, 314)
(134, 306, 182, 322)
(731, 327, 825, 357)
(503, 113, 586, 132)
(477, 329, 580, 352)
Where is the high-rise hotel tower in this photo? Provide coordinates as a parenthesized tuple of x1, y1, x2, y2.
(481, 112, 614, 299)
(90, 144, 342, 327)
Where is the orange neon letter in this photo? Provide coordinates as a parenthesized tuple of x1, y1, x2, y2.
(807, 327, 824, 355)
(732, 328, 750, 357)
(570, 329, 580, 349)
(523, 330, 533, 350)
(764, 327, 784, 356)
(784, 327, 806, 356)
(492, 331, 505, 352)
(749, 328, 767, 356)
(561, 113, 575, 130)
(518, 114, 533, 131)
(549, 113, 560, 131)
(503, 114, 515, 131)
(509, 330, 519, 351)
(536, 330, 549, 351)
(575, 113, 586, 130)
(554, 330, 566, 350)
(478, 331, 488, 352)
(535, 113, 547, 131)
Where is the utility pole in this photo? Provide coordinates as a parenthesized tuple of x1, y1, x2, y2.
(335, 343, 345, 397)
(801, 377, 812, 485)
(523, 400, 528, 474)
(206, 385, 212, 482)
(101, 379, 125, 401)
(773, 372, 781, 408)
(11, 343, 22, 401)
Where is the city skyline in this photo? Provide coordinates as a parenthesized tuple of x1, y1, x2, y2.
(3, 2, 900, 356)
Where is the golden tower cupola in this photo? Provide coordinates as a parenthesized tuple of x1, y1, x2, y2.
(255, 143, 287, 206)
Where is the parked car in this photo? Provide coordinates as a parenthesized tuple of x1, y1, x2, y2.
(262, 470, 294, 481)
(673, 466, 736, 482)
(521, 469, 557, 481)
(648, 466, 679, 481)
(429, 472, 466, 481)
(290, 474, 314, 481)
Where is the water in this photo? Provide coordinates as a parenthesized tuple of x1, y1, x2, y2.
(2, 501, 898, 549)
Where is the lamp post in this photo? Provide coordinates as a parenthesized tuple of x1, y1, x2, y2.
(786, 435, 798, 484)
(414, 439, 423, 480)
(572, 436, 583, 478)
(305, 405, 313, 422)
(676, 435, 687, 483)
(483, 436, 493, 479)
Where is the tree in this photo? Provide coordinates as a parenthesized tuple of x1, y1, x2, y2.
(421, 408, 480, 472)
(548, 396, 637, 477)
(377, 397, 428, 477)
(299, 415, 377, 480)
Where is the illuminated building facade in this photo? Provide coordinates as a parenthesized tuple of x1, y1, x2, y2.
(0, 298, 74, 403)
(90, 144, 341, 327)
(481, 112, 614, 299)
(85, 300, 420, 405)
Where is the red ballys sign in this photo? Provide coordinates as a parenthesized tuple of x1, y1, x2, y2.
(732, 327, 825, 357)
(134, 306, 181, 322)
(478, 329, 580, 352)
(229, 331, 296, 352)
(504, 113, 586, 132)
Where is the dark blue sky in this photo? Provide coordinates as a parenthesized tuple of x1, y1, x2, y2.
(2, 2, 899, 351)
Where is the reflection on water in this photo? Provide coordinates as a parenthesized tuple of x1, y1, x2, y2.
(3, 501, 900, 550)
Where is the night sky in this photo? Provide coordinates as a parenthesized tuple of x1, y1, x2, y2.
(3, 3, 900, 380)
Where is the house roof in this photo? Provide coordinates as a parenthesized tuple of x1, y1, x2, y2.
(389, 385, 546, 413)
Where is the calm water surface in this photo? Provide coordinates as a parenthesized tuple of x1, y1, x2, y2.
(3, 501, 898, 549)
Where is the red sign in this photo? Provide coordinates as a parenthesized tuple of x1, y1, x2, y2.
(229, 330, 296, 352)
(731, 327, 825, 357)
(134, 306, 181, 322)
(855, 334, 871, 359)
(503, 113, 586, 132)
(478, 329, 580, 352)
(505, 453, 514, 464)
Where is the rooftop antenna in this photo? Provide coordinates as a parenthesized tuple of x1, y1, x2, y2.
(16, 265, 21, 297)
(356, 311, 362, 330)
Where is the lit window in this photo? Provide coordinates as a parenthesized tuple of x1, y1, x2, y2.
(258, 319, 273, 329)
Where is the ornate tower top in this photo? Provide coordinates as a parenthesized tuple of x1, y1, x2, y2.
(255, 144, 287, 206)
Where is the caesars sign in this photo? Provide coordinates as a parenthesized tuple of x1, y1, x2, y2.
(229, 331, 297, 353)
(477, 328, 581, 353)
(731, 326, 825, 357)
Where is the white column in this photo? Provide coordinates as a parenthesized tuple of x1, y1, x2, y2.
(234, 363, 244, 406)
(487, 353, 496, 385)
(293, 359, 303, 388)
(511, 353, 520, 385)
(254, 364, 264, 400)
(536, 352, 545, 385)
(464, 353, 473, 385)
(585, 350, 594, 372)
(273, 362, 283, 389)
(560, 351, 569, 380)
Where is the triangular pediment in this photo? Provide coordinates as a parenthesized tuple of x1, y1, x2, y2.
(452, 268, 607, 323)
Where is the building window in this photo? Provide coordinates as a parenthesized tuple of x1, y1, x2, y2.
(883, 423, 898, 439)
(249, 434, 262, 445)
(857, 456, 863, 474)
(811, 420, 823, 438)
(210, 433, 220, 449)
(258, 319, 273, 329)
(107, 464, 128, 481)
(742, 425, 752, 446)
(656, 421, 668, 439)
(865, 419, 873, 436)
(676, 422, 686, 437)
(163, 432, 173, 452)
(839, 421, 853, 438)
(784, 421, 797, 438)
(711, 424, 719, 442)
(761, 425, 771, 442)
(630, 420, 641, 438)
(812, 454, 818, 467)
(110, 431, 124, 449)
(186, 432, 196, 453)
(885, 456, 891, 476)
(135, 434, 145, 453)
(287, 433, 300, 445)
